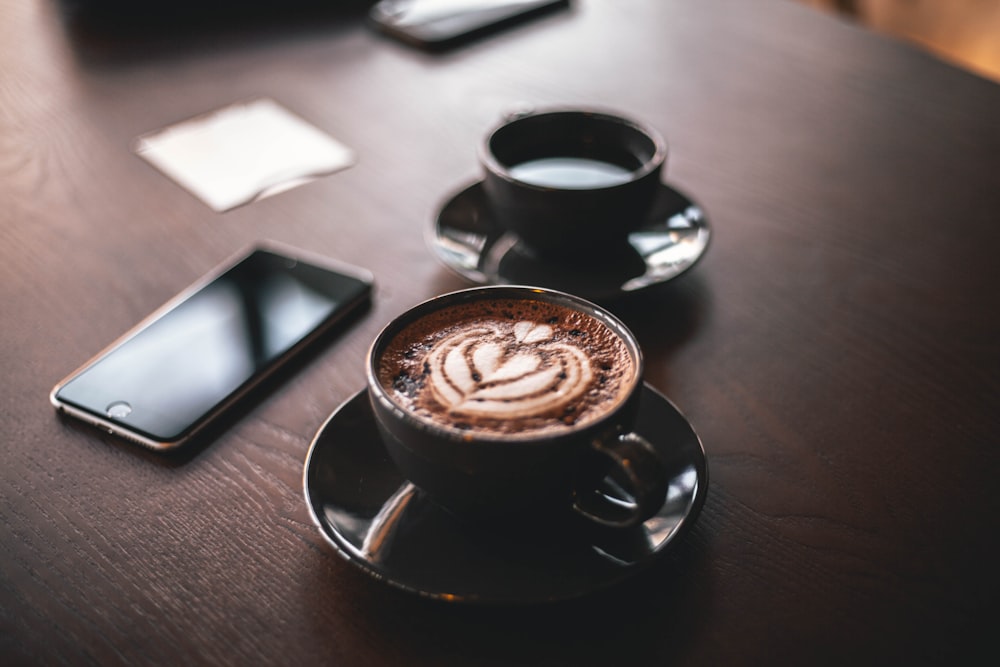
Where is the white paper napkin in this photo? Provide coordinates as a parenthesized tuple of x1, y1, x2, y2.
(134, 99, 356, 212)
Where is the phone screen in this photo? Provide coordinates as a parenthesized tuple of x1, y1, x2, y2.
(52, 245, 372, 448)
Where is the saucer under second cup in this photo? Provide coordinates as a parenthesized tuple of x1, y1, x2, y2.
(429, 180, 710, 302)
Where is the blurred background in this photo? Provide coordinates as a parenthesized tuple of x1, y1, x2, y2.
(794, 0, 1000, 82)
(53, 0, 1000, 85)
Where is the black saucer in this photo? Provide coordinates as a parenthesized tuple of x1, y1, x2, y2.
(303, 384, 708, 605)
(429, 181, 710, 302)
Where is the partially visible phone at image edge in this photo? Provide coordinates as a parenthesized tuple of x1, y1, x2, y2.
(369, 0, 571, 51)
(50, 243, 374, 452)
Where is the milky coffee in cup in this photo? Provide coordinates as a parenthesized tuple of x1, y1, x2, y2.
(377, 297, 636, 437)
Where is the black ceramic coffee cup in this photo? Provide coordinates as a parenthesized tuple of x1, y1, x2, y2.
(366, 285, 669, 528)
(480, 108, 667, 256)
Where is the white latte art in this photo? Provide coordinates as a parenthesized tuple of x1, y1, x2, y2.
(425, 321, 593, 420)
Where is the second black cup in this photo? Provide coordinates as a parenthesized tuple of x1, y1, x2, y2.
(480, 108, 667, 256)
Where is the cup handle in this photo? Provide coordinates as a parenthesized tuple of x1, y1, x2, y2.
(573, 432, 670, 529)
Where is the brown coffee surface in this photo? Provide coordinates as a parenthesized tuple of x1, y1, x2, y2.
(377, 298, 636, 436)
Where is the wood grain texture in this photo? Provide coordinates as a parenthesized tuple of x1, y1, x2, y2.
(2, 0, 998, 665)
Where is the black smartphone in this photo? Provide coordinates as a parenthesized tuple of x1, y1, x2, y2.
(50, 242, 374, 451)
(369, 0, 570, 51)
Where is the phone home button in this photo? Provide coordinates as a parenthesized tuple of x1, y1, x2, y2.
(106, 401, 132, 418)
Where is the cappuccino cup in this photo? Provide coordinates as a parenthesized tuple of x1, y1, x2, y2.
(480, 108, 667, 256)
(366, 286, 668, 528)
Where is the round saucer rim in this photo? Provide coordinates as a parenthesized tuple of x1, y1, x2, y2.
(303, 393, 459, 602)
(303, 384, 708, 605)
(302, 397, 360, 564)
(429, 179, 711, 300)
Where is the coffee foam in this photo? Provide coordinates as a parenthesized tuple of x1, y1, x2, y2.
(378, 298, 635, 436)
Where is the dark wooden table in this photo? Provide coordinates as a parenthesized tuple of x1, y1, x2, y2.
(3, 0, 998, 664)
